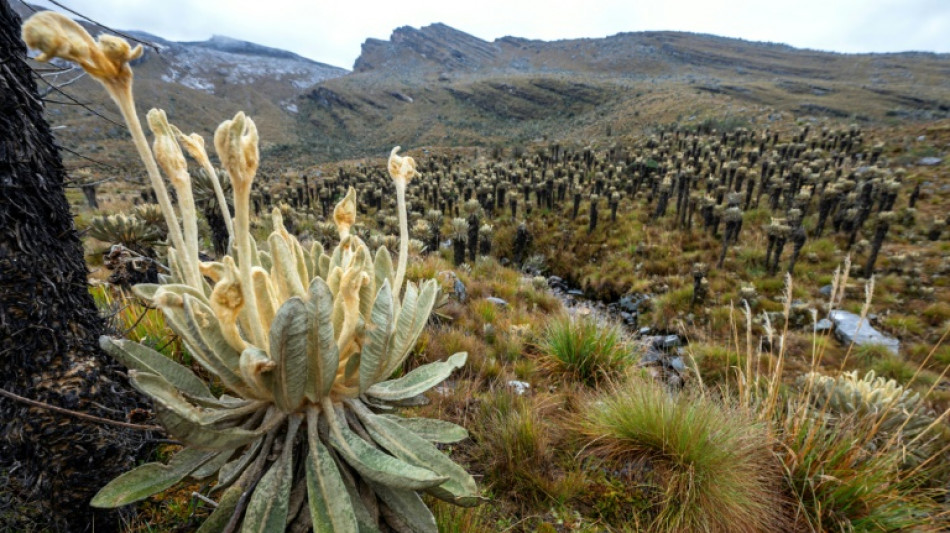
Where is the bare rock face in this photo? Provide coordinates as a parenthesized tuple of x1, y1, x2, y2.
(829, 310, 900, 355)
(354, 23, 500, 73)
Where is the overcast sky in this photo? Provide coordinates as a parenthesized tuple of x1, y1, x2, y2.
(30, 0, 950, 69)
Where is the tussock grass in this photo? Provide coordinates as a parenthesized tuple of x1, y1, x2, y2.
(577, 378, 789, 532)
(540, 314, 631, 386)
(470, 390, 557, 506)
(726, 264, 950, 532)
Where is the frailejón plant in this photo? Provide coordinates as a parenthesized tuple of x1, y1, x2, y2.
(23, 11, 478, 532)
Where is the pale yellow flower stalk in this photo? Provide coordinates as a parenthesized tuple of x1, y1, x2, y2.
(387, 146, 420, 294)
(21, 13, 187, 263)
(214, 113, 266, 348)
(147, 109, 202, 290)
(174, 126, 235, 242)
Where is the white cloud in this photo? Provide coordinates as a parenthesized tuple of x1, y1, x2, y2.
(29, 0, 950, 69)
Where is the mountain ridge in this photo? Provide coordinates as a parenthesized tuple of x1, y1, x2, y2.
(12, 0, 950, 168)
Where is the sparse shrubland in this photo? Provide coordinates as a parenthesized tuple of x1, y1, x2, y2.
(11, 6, 950, 532)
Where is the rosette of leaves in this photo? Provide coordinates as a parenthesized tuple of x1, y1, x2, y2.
(94, 170, 478, 532)
(804, 370, 936, 461)
(133, 203, 168, 234)
(22, 13, 482, 523)
(88, 213, 163, 255)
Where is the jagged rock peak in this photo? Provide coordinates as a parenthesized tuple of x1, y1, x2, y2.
(354, 22, 499, 73)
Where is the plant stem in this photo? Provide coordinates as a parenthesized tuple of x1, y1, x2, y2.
(393, 179, 409, 295)
(106, 83, 197, 287)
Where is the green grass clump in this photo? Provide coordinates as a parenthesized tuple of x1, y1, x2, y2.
(881, 313, 927, 338)
(778, 406, 941, 532)
(578, 378, 787, 532)
(540, 314, 631, 386)
(691, 343, 741, 388)
(921, 302, 950, 326)
(470, 390, 556, 506)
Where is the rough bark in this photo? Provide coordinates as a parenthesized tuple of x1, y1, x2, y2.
(0, 2, 149, 530)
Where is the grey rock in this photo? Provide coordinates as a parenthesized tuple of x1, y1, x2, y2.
(454, 278, 467, 303)
(567, 289, 585, 297)
(486, 296, 508, 307)
(660, 335, 681, 350)
(918, 157, 942, 166)
(669, 356, 686, 372)
(815, 318, 833, 331)
(507, 380, 531, 395)
(819, 284, 833, 297)
(829, 309, 900, 355)
(638, 326, 652, 336)
(639, 349, 661, 365)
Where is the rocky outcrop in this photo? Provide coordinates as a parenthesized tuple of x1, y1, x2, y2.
(354, 23, 499, 73)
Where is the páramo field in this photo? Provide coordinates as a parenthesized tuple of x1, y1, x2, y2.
(2, 2, 950, 532)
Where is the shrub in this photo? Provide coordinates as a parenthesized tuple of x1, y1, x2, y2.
(540, 315, 631, 386)
(577, 378, 788, 532)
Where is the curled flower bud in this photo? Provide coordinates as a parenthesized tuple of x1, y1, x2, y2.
(333, 187, 357, 240)
(21, 11, 142, 92)
(147, 109, 187, 182)
(214, 112, 259, 191)
(388, 146, 420, 185)
(174, 128, 209, 166)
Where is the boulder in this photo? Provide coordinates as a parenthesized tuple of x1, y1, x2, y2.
(829, 310, 899, 355)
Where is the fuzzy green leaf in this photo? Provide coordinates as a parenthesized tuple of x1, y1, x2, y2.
(191, 448, 235, 480)
(377, 416, 469, 444)
(130, 371, 257, 427)
(385, 282, 418, 375)
(360, 280, 394, 393)
(373, 246, 394, 292)
(306, 278, 339, 400)
(91, 448, 215, 507)
(184, 295, 242, 375)
(354, 401, 479, 506)
(215, 437, 264, 492)
(196, 483, 243, 533)
(100, 336, 212, 399)
(242, 416, 300, 533)
(370, 482, 438, 533)
(386, 280, 439, 377)
(367, 352, 467, 402)
(156, 406, 263, 451)
(306, 408, 358, 533)
(270, 297, 309, 412)
(328, 415, 447, 491)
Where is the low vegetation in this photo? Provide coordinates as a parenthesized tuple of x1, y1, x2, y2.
(13, 7, 950, 532)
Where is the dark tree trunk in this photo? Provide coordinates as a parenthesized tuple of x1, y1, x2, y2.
(453, 237, 466, 266)
(0, 3, 148, 530)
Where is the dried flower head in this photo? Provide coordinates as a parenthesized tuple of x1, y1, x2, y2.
(333, 187, 357, 239)
(388, 146, 420, 185)
(21, 11, 142, 92)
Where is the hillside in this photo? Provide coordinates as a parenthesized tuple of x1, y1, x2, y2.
(15, 1, 950, 169)
(300, 24, 950, 158)
(12, 1, 347, 173)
